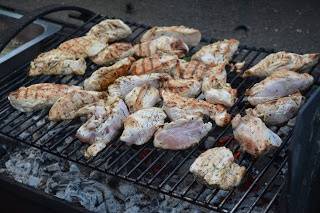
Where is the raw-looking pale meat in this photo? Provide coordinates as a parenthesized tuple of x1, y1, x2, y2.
(232, 113, 282, 157)
(246, 92, 304, 126)
(29, 49, 86, 76)
(8, 83, 81, 112)
(190, 147, 246, 190)
(243, 51, 320, 77)
(120, 107, 166, 145)
(246, 70, 313, 105)
(154, 117, 212, 150)
(161, 78, 202, 98)
(124, 84, 161, 112)
(140, 25, 201, 46)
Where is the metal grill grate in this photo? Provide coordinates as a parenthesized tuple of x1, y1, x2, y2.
(0, 13, 320, 212)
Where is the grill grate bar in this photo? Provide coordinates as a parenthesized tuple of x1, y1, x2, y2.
(263, 182, 285, 213)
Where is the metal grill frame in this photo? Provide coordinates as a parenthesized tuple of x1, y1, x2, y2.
(0, 9, 319, 213)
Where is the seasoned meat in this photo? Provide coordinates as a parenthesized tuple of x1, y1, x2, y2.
(246, 92, 304, 126)
(191, 39, 239, 65)
(161, 90, 231, 127)
(90, 42, 133, 65)
(161, 78, 201, 98)
(124, 84, 161, 112)
(86, 19, 132, 43)
(120, 107, 166, 145)
(8, 83, 81, 112)
(154, 117, 212, 150)
(232, 113, 282, 157)
(130, 53, 179, 75)
(243, 52, 320, 77)
(84, 57, 135, 91)
(190, 147, 246, 190)
(132, 36, 188, 58)
(140, 25, 201, 46)
(29, 49, 86, 76)
(246, 70, 313, 105)
(48, 90, 107, 121)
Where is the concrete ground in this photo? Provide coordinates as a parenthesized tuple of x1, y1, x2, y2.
(1, 0, 320, 53)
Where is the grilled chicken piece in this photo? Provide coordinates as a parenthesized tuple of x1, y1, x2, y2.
(132, 36, 189, 58)
(202, 75, 237, 107)
(243, 52, 320, 77)
(246, 92, 304, 126)
(76, 99, 129, 158)
(8, 83, 81, 112)
(140, 25, 201, 46)
(161, 91, 231, 127)
(90, 42, 133, 65)
(246, 70, 313, 105)
(84, 57, 135, 91)
(232, 113, 282, 157)
(108, 73, 171, 98)
(161, 78, 201, 98)
(86, 19, 132, 43)
(154, 117, 212, 150)
(58, 35, 107, 58)
(120, 107, 166, 145)
(49, 90, 107, 121)
(191, 39, 239, 65)
(29, 49, 86, 76)
(190, 147, 246, 190)
(124, 84, 161, 112)
(130, 53, 179, 75)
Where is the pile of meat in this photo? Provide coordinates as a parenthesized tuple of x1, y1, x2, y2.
(7, 19, 319, 190)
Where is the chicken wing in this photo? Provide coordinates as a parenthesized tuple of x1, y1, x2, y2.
(48, 90, 107, 121)
(29, 49, 86, 76)
(140, 25, 201, 46)
(161, 91, 231, 127)
(86, 19, 132, 43)
(90, 42, 132, 65)
(8, 83, 81, 112)
(246, 70, 313, 105)
(246, 92, 304, 126)
(120, 107, 166, 145)
(190, 147, 246, 190)
(154, 117, 212, 150)
(191, 39, 239, 65)
(232, 113, 282, 157)
(129, 53, 179, 75)
(243, 51, 320, 77)
(124, 84, 161, 112)
(160, 78, 201, 98)
(84, 57, 135, 91)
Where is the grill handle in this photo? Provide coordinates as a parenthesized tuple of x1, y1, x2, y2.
(0, 4, 95, 52)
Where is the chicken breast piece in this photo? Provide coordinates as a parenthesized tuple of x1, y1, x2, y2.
(8, 83, 81, 112)
(124, 84, 161, 112)
(140, 25, 201, 46)
(86, 19, 132, 43)
(120, 107, 166, 145)
(130, 53, 179, 76)
(58, 35, 107, 58)
(243, 51, 320, 77)
(90, 42, 133, 65)
(48, 90, 107, 121)
(191, 39, 239, 65)
(29, 49, 86, 76)
(108, 73, 171, 98)
(84, 57, 135, 91)
(190, 147, 246, 190)
(232, 113, 282, 157)
(132, 36, 189, 58)
(154, 117, 212, 150)
(246, 70, 313, 105)
(161, 91, 231, 127)
(161, 78, 201, 98)
(246, 92, 304, 126)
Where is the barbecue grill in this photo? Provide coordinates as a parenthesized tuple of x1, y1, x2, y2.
(0, 5, 320, 213)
